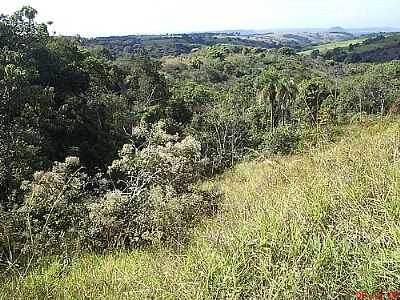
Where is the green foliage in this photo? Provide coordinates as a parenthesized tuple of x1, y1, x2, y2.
(1, 6, 400, 286)
(0, 6, 173, 182)
(85, 33, 282, 59)
(89, 121, 220, 247)
(167, 81, 216, 124)
(262, 124, 301, 155)
(320, 33, 400, 63)
(0, 124, 221, 271)
(256, 67, 297, 130)
(337, 62, 400, 117)
(310, 49, 320, 59)
(0, 156, 90, 273)
(0, 7, 222, 273)
(23, 157, 90, 254)
(189, 99, 256, 173)
(3, 119, 400, 299)
(0, 208, 27, 273)
(297, 77, 331, 125)
(0, 124, 42, 209)
(278, 47, 296, 56)
(115, 53, 168, 104)
(0, 6, 48, 51)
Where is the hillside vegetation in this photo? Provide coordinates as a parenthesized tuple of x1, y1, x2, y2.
(85, 31, 355, 58)
(1, 7, 400, 299)
(300, 37, 368, 55)
(2, 117, 400, 299)
(308, 33, 400, 63)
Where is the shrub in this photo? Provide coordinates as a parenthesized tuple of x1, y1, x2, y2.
(87, 121, 221, 247)
(189, 100, 256, 174)
(0, 208, 28, 273)
(262, 124, 301, 155)
(0, 124, 42, 210)
(0, 121, 222, 274)
(22, 156, 90, 255)
(0, 156, 94, 275)
(88, 186, 220, 248)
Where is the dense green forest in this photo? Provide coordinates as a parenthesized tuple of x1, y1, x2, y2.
(1, 7, 400, 297)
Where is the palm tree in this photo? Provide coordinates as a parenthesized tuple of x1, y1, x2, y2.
(256, 68, 279, 131)
(256, 68, 296, 131)
(277, 76, 297, 126)
(298, 78, 330, 125)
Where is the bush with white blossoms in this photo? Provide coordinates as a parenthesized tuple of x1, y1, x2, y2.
(22, 156, 90, 253)
(88, 121, 220, 247)
(1, 121, 221, 271)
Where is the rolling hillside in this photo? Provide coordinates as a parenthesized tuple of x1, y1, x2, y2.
(85, 31, 356, 58)
(300, 37, 368, 55)
(3, 117, 400, 299)
(302, 33, 400, 62)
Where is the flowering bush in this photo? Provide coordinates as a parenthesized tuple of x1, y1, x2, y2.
(0, 121, 221, 273)
(23, 156, 90, 253)
(88, 121, 220, 247)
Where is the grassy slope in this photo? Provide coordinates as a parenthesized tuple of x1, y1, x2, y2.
(300, 37, 368, 55)
(351, 34, 400, 54)
(2, 118, 400, 299)
(301, 33, 400, 58)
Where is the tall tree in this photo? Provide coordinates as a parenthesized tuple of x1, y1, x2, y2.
(298, 78, 330, 125)
(256, 68, 297, 131)
(277, 76, 297, 126)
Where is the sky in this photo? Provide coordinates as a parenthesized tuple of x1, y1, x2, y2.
(2, 0, 400, 37)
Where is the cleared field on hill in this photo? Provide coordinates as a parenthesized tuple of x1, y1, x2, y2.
(2, 118, 400, 299)
(300, 37, 368, 55)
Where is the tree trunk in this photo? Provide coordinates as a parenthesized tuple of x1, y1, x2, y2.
(270, 97, 274, 132)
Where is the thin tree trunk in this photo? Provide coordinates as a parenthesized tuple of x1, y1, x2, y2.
(270, 97, 274, 132)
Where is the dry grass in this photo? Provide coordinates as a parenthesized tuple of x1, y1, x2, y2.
(2, 118, 400, 299)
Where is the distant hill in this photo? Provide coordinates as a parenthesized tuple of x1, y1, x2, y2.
(316, 32, 400, 63)
(299, 37, 368, 55)
(235, 27, 399, 35)
(85, 27, 399, 59)
(85, 31, 358, 58)
(346, 27, 400, 34)
(327, 26, 346, 33)
(84, 33, 280, 58)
